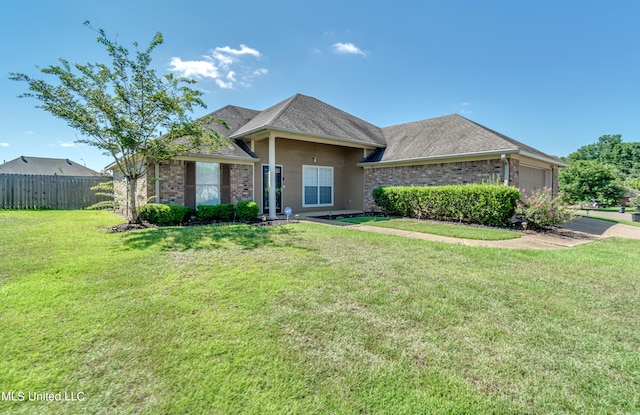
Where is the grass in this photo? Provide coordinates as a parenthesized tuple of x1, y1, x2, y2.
(1, 210, 640, 414)
(337, 216, 522, 240)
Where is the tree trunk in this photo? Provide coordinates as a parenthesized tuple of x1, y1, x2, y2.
(128, 177, 140, 223)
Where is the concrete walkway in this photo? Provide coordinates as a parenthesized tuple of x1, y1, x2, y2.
(303, 215, 640, 250)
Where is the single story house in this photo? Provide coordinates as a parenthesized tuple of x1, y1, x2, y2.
(0, 156, 101, 176)
(116, 93, 566, 218)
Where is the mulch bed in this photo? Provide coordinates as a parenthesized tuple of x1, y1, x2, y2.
(109, 222, 157, 232)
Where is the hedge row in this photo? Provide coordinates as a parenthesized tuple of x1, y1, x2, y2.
(138, 201, 259, 225)
(372, 184, 520, 226)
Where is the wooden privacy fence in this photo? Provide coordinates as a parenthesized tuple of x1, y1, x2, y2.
(0, 174, 112, 210)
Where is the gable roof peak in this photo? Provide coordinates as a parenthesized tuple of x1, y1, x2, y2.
(267, 93, 302, 125)
(230, 93, 387, 146)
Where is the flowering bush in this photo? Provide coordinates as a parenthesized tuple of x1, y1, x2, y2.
(515, 187, 574, 230)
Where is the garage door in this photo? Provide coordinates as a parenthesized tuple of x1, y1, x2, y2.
(519, 166, 548, 193)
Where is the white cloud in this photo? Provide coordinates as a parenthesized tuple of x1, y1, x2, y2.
(0, 142, 9, 147)
(253, 68, 268, 76)
(169, 57, 220, 79)
(215, 79, 234, 89)
(59, 141, 76, 147)
(169, 44, 266, 89)
(332, 42, 366, 56)
(210, 51, 234, 69)
(215, 44, 260, 58)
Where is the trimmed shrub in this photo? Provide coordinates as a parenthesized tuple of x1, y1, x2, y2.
(138, 203, 171, 224)
(169, 205, 195, 224)
(373, 184, 520, 226)
(236, 200, 259, 221)
(196, 203, 235, 222)
(138, 203, 194, 225)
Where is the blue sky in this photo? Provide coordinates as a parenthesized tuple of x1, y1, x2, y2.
(1, 0, 639, 172)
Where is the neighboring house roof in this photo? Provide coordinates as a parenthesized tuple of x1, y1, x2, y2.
(230, 94, 387, 147)
(0, 156, 101, 176)
(362, 114, 566, 166)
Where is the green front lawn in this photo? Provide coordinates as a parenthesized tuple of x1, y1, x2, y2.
(337, 216, 522, 240)
(1, 210, 639, 414)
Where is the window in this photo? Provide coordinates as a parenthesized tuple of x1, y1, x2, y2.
(195, 162, 220, 206)
(303, 165, 333, 207)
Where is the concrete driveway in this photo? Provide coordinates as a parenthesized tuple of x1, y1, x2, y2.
(559, 215, 640, 240)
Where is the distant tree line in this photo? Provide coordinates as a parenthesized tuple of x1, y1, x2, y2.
(560, 134, 640, 207)
(565, 134, 640, 177)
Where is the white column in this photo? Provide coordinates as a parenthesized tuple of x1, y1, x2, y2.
(268, 134, 277, 219)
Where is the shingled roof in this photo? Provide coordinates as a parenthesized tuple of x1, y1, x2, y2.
(230, 94, 386, 147)
(183, 104, 261, 160)
(361, 114, 564, 165)
(0, 156, 101, 176)
(184, 94, 563, 167)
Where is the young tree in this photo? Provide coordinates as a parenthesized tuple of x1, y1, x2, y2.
(10, 22, 227, 222)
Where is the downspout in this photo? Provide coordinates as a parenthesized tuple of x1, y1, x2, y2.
(501, 154, 509, 186)
(155, 163, 160, 202)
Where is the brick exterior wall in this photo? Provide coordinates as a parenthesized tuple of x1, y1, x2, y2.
(112, 169, 148, 217)
(229, 164, 253, 202)
(363, 159, 506, 210)
(144, 160, 254, 206)
(154, 160, 187, 205)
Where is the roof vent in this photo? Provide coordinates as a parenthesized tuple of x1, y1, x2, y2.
(20, 156, 28, 163)
(66, 159, 73, 166)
